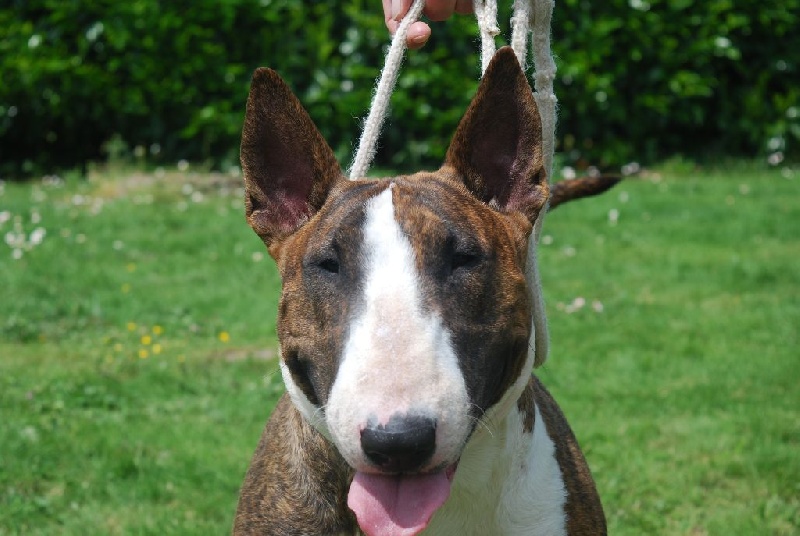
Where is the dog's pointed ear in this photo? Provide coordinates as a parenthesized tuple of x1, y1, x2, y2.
(241, 68, 344, 246)
(443, 47, 548, 222)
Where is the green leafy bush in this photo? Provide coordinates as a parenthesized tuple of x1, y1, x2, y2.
(554, 0, 799, 167)
(0, 0, 797, 178)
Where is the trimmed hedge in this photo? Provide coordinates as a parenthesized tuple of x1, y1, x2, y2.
(0, 0, 797, 178)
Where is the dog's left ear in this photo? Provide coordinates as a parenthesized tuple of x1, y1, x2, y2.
(241, 68, 344, 248)
(443, 47, 548, 222)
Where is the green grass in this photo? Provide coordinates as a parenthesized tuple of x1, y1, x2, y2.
(1, 164, 798, 534)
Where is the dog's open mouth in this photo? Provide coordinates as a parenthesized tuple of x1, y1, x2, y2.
(348, 462, 459, 536)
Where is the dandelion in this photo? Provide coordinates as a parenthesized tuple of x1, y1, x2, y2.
(218, 331, 231, 343)
(139, 349, 149, 359)
(152, 344, 162, 355)
(5, 231, 20, 247)
(152, 325, 164, 335)
(565, 297, 586, 314)
(621, 162, 640, 176)
(141, 335, 152, 345)
(127, 322, 137, 332)
(28, 227, 46, 245)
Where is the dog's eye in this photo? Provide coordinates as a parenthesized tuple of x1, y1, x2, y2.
(450, 251, 480, 272)
(317, 258, 340, 274)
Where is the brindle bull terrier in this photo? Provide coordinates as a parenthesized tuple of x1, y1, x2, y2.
(233, 47, 607, 536)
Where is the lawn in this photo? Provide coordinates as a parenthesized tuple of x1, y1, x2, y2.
(1, 164, 798, 535)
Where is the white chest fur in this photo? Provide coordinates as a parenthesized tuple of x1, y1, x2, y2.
(424, 404, 567, 536)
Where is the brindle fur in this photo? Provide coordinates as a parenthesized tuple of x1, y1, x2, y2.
(234, 47, 606, 535)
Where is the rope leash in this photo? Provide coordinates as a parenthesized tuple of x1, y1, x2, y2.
(474, 0, 500, 74)
(349, 0, 556, 182)
(348, 0, 426, 180)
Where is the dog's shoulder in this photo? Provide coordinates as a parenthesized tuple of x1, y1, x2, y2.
(233, 394, 357, 535)
(530, 376, 607, 535)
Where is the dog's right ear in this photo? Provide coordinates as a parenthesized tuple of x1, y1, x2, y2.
(241, 68, 344, 247)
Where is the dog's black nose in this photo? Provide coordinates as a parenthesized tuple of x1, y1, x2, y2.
(361, 414, 437, 473)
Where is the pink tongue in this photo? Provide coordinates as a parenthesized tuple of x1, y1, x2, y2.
(348, 471, 451, 536)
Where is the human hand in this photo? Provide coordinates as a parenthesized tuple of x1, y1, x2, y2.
(382, 0, 474, 49)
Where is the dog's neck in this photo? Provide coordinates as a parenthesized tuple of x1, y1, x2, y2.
(425, 379, 568, 535)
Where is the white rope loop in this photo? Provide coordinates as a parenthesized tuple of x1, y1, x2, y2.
(510, 0, 531, 71)
(529, 0, 557, 183)
(474, 0, 500, 74)
(517, 0, 556, 368)
(348, 0, 426, 180)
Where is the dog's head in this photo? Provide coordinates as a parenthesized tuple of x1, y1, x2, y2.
(242, 48, 547, 535)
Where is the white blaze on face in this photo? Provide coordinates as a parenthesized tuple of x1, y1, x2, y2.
(326, 186, 471, 472)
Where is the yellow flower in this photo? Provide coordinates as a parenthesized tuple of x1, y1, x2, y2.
(152, 325, 164, 335)
(218, 331, 230, 343)
(152, 344, 162, 355)
(126, 322, 137, 331)
(141, 335, 152, 345)
(139, 349, 149, 359)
